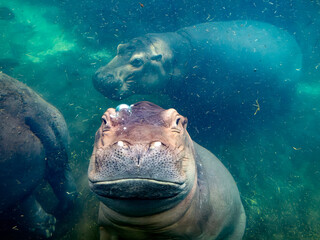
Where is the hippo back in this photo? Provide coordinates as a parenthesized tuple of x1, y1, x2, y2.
(177, 20, 302, 84)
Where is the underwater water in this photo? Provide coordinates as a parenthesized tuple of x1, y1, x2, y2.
(0, 0, 320, 239)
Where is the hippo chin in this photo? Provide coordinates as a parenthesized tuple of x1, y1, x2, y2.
(93, 20, 302, 117)
(0, 73, 77, 238)
(88, 101, 246, 240)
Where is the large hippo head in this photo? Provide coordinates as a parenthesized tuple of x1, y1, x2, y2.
(88, 102, 197, 217)
(93, 35, 174, 100)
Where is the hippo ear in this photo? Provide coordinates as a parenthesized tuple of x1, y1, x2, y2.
(117, 44, 129, 55)
(117, 44, 124, 52)
(151, 54, 162, 62)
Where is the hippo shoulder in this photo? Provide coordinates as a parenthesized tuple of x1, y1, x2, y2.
(194, 141, 240, 198)
(194, 142, 246, 238)
(194, 141, 233, 180)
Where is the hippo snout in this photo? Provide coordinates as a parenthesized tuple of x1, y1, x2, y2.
(92, 70, 116, 87)
(90, 142, 185, 185)
(92, 70, 124, 99)
(88, 141, 188, 216)
(93, 69, 136, 100)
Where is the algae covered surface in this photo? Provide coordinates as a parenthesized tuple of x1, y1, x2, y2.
(0, 0, 320, 239)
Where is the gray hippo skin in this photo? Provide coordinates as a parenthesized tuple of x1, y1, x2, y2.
(0, 73, 77, 238)
(88, 102, 246, 240)
(93, 21, 302, 115)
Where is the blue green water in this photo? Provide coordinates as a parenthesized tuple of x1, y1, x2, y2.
(0, 0, 320, 239)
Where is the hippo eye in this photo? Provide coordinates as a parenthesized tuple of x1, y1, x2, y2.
(101, 116, 110, 131)
(130, 58, 144, 68)
(176, 117, 187, 127)
(176, 118, 181, 126)
(172, 116, 187, 133)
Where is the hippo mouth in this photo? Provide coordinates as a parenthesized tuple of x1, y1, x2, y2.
(89, 178, 190, 216)
(89, 178, 185, 200)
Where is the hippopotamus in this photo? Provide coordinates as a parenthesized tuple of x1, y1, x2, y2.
(0, 73, 76, 238)
(93, 20, 302, 118)
(88, 101, 246, 240)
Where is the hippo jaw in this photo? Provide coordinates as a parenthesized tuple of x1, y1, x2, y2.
(89, 178, 190, 216)
(93, 37, 173, 100)
(88, 102, 196, 217)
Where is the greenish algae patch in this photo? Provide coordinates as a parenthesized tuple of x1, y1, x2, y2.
(3, 1, 75, 63)
(0, 0, 113, 75)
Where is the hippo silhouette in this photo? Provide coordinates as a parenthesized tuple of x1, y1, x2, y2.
(94, 21, 302, 121)
(0, 73, 76, 238)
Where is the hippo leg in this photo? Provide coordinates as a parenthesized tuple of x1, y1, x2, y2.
(47, 169, 77, 215)
(25, 117, 77, 214)
(18, 194, 56, 238)
(100, 227, 118, 240)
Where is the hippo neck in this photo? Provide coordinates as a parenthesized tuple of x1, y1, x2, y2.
(145, 32, 193, 91)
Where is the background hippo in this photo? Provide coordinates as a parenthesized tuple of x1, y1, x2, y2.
(88, 101, 246, 240)
(0, 73, 77, 238)
(93, 20, 302, 123)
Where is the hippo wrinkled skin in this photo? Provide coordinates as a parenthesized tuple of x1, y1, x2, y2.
(88, 101, 246, 240)
(0, 73, 77, 238)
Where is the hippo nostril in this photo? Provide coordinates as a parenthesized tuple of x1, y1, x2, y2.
(93, 71, 114, 83)
(106, 74, 114, 81)
(136, 153, 142, 166)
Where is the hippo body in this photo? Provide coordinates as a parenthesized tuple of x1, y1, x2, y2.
(88, 102, 246, 240)
(94, 21, 302, 119)
(0, 73, 76, 238)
